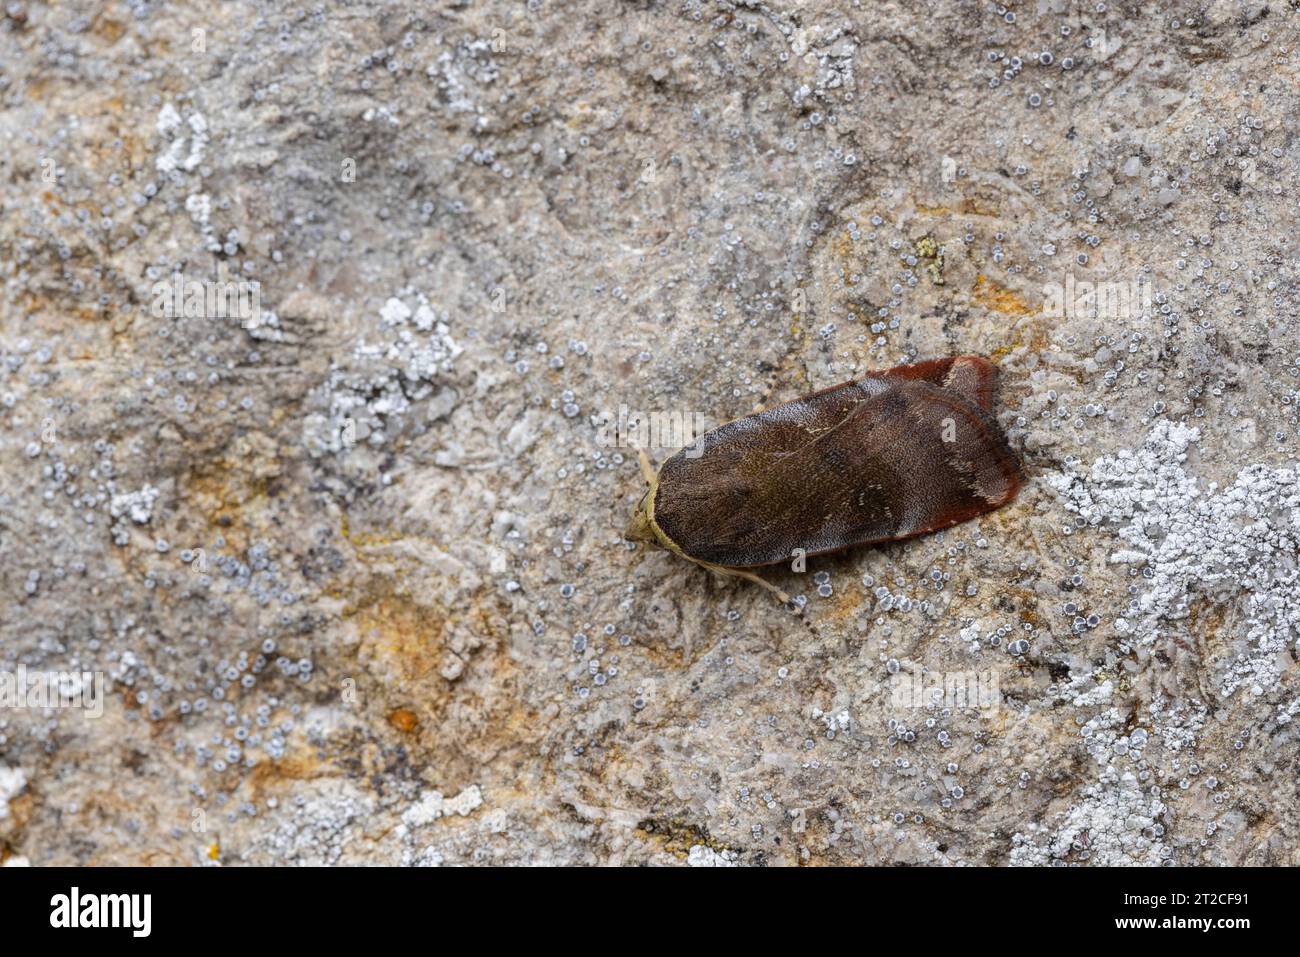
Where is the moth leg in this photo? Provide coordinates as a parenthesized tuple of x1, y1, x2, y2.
(636, 446, 656, 485)
(714, 564, 792, 606)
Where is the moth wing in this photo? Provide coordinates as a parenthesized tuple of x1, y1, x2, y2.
(751, 356, 995, 414)
(654, 379, 1021, 567)
(879, 355, 998, 412)
(654, 376, 886, 563)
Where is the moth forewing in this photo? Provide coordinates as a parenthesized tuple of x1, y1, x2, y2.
(629, 356, 1022, 602)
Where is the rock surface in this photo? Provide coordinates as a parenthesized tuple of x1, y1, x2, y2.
(2, 0, 1299, 865)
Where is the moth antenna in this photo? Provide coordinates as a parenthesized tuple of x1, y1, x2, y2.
(719, 566, 792, 606)
(636, 446, 656, 484)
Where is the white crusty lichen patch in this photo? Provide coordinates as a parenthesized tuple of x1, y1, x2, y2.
(302, 293, 462, 457)
(155, 103, 208, 175)
(1049, 421, 1300, 698)
(109, 485, 160, 525)
(1010, 767, 1169, 866)
(1012, 708, 1169, 866)
(686, 844, 739, 867)
(109, 484, 161, 545)
(401, 784, 483, 828)
(0, 766, 26, 824)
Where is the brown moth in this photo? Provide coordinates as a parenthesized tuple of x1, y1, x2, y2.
(626, 356, 1023, 602)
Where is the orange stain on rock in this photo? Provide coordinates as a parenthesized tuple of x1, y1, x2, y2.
(387, 708, 420, 734)
(973, 274, 1036, 316)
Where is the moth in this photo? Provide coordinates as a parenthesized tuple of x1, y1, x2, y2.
(626, 356, 1023, 602)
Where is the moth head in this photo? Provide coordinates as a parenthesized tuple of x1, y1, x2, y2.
(625, 447, 664, 546)
(624, 489, 658, 545)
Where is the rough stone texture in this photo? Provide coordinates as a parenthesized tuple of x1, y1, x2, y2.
(2, 0, 1299, 866)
